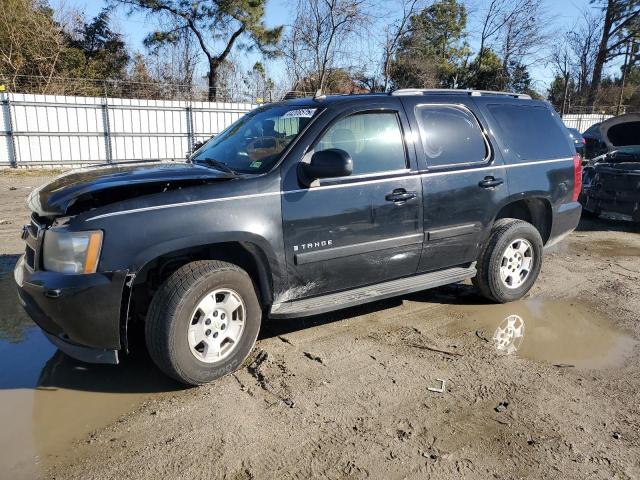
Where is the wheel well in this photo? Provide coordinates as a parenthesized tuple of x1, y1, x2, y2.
(125, 242, 272, 340)
(495, 198, 552, 244)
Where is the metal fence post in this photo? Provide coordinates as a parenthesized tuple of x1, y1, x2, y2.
(101, 97, 113, 164)
(186, 103, 195, 155)
(1, 92, 18, 167)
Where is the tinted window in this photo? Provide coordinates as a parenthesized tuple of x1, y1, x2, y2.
(315, 112, 406, 175)
(487, 104, 572, 161)
(415, 105, 487, 167)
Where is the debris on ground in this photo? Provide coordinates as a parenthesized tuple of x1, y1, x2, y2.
(303, 351, 324, 365)
(427, 379, 446, 393)
(475, 330, 490, 342)
(495, 401, 509, 413)
(408, 343, 463, 357)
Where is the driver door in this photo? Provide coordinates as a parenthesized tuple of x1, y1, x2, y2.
(280, 104, 423, 299)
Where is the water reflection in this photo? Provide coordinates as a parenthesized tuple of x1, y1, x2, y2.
(492, 314, 525, 355)
(0, 274, 182, 479)
(454, 298, 636, 369)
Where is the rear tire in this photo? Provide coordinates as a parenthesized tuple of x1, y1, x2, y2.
(472, 219, 543, 303)
(145, 260, 261, 385)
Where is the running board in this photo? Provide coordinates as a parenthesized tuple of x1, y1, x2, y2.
(270, 264, 476, 319)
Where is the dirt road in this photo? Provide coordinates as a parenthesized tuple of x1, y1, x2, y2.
(1, 171, 639, 480)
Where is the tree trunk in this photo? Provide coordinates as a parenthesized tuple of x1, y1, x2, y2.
(561, 73, 570, 115)
(208, 60, 218, 102)
(588, 0, 615, 108)
(476, 43, 485, 74)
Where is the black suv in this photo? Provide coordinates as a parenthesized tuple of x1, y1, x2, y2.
(14, 89, 582, 385)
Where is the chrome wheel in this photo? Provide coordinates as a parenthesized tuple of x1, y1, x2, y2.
(187, 288, 246, 363)
(499, 238, 534, 289)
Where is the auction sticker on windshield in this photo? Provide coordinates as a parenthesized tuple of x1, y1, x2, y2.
(282, 108, 316, 118)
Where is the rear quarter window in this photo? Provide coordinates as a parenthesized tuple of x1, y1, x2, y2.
(487, 104, 573, 162)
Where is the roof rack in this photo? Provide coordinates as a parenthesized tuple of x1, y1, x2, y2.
(390, 88, 531, 100)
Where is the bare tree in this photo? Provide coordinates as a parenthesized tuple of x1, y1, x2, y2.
(379, 0, 423, 92)
(474, 0, 514, 74)
(568, 10, 601, 99)
(588, 0, 640, 106)
(549, 40, 573, 115)
(144, 17, 200, 98)
(283, 0, 371, 93)
(0, 0, 67, 93)
(466, 0, 549, 90)
(497, 0, 549, 80)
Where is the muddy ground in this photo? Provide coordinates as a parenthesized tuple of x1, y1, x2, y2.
(1, 171, 639, 480)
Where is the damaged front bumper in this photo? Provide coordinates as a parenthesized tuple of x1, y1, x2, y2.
(14, 255, 126, 364)
(581, 165, 640, 221)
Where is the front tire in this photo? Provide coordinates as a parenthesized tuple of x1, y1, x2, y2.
(473, 219, 543, 303)
(145, 260, 262, 385)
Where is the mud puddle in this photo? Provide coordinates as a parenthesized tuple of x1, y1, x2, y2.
(447, 298, 636, 369)
(554, 237, 640, 258)
(0, 275, 181, 479)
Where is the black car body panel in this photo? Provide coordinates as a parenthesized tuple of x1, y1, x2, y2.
(581, 114, 640, 220)
(27, 162, 233, 216)
(582, 156, 640, 220)
(14, 255, 127, 350)
(14, 91, 581, 363)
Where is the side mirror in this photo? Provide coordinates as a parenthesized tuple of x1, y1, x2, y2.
(299, 149, 353, 186)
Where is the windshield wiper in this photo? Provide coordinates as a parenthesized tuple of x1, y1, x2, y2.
(197, 158, 238, 176)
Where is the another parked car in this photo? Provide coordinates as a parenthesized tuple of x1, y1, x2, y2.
(15, 89, 582, 385)
(567, 127, 585, 157)
(580, 114, 640, 221)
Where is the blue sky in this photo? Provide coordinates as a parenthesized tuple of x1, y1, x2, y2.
(53, 0, 604, 93)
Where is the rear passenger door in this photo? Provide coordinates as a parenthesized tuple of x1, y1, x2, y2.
(401, 99, 508, 272)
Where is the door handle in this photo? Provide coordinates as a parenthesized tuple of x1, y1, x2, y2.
(478, 176, 504, 189)
(385, 188, 417, 203)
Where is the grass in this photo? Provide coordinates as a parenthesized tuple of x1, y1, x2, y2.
(0, 168, 67, 177)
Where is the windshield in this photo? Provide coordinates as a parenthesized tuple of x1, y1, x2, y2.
(191, 105, 318, 174)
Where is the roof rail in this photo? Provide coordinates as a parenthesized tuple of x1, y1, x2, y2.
(390, 88, 531, 100)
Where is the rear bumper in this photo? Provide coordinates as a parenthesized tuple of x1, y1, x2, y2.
(547, 201, 581, 247)
(14, 255, 127, 356)
(582, 188, 640, 220)
(581, 166, 640, 220)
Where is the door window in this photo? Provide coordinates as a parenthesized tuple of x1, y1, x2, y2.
(315, 112, 407, 176)
(415, 105, 488, 168)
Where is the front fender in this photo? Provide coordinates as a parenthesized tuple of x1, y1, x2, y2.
(131, 231, 279, 275)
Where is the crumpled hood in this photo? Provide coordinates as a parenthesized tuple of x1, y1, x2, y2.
(28, 161, 233, 216)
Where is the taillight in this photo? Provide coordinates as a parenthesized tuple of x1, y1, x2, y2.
(582, 137, 586, 145)
(572, 153, 582, 201)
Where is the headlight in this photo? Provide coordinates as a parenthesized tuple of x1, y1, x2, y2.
(43, 230, 103, 274)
